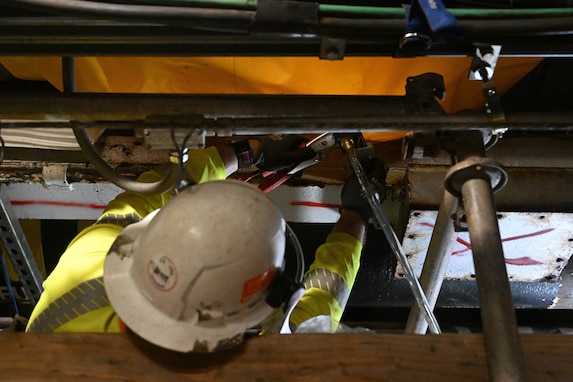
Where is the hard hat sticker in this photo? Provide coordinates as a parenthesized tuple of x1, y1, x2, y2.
(241, 267, 275, 304)
(147, 256, 178, 291)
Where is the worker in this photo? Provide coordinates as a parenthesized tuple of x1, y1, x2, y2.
(25, 134, 387, 353)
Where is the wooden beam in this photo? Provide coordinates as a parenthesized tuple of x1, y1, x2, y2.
(0, 333, 569, 381)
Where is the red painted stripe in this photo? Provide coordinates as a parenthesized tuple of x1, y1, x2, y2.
(505, 256, 544, 266)
(452, 247, 472, 256)
(451, 237, 472, 256)
(11, 200, 107, 210)
(456, 237, 471, 247)
(501, 228, 555, 242)
(290, 201, 340, 209)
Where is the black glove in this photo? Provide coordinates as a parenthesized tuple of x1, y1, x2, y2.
(255, 134, 316, 171)
(340, 157, 387, 223)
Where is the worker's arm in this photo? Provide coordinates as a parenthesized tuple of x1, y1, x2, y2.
(288, 210, 366, 332)
(288, 157, 387, 332)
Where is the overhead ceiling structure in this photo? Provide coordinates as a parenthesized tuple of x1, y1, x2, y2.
(1, 0, 573, 380)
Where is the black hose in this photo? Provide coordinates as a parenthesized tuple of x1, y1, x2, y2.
(4, 0, 255, 31)
(0, 135, 5, 165)
(62, 55, 178, 195)
(286, 223, 305, 283)
(6, 0, 573, 37)
(318, 16, 573, 37)
(72, 126, 179, 194)
(62, 56, 75, 93)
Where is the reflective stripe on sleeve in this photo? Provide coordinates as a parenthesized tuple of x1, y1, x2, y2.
(96, 213, 141, 228)
(303, 269, 350, 309)
(27, 277, 109, 333)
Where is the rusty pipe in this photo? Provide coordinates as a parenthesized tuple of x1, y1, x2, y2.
(445, 130, 526, 382)
(462, 176, 526, 382)
(405, 190, 457, 334)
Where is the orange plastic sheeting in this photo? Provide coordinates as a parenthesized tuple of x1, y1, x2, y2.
(0, 56, 542, 142)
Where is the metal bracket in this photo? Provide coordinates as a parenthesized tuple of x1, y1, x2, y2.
(143, 128, 209, 150)
(0, 184, 44, 306)
(142, 115, 213, 150)
(320, 38, 346, 60)
(253, 0, 318, 34)
(469, 45, 502, 81)
(452, 203, 468, 232)
(405, 72, 446, 114)
(469, 45, 506, 123)
(482, 80, 506, 123)
(42, 164, 71, 189)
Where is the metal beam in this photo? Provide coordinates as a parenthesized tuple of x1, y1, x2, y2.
(2, 93, 573, 132)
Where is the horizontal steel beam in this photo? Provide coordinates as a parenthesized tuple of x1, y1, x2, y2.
(1, 93, 573, 133)
(0, 14, 572, 57)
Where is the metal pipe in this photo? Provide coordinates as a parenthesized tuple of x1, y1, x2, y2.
(61, 56, 75, 93)
(454, 130, 488, 160)
(1, 8, 573, 59)
(462, 176, 526, 382)
(4, 119, 573, 136)
(1, 93, 573, 132)
(405, 190, 457, 334)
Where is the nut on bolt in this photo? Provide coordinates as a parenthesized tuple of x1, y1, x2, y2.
(339, 137, 356, 153)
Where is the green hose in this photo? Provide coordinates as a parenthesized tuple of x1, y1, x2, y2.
(129, 0, 573, 19)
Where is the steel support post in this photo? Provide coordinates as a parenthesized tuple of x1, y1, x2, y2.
(405, 190, 457, 334)
(462, 177, 526, 381)
(445, 130, 526, 382)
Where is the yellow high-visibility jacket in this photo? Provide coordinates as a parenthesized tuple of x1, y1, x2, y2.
(26, 147, 362, 333)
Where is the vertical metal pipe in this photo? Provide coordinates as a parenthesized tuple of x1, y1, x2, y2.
(62, 56, 76, 93)
(462, 177, 526, 382)
(405, 190, 457, 334)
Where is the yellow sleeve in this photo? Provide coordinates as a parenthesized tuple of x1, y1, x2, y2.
(101, 146, 227, 222)
(289, 232, 363, 332)
(26, 223, 122, 332)
(185, 146, 227, 184)
(26, 146, 227, 332)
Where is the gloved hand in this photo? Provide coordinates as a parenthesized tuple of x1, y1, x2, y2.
(255, 134, 316, 171)
(340, 157, 387, 223)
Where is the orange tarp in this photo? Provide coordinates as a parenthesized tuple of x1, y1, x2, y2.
(0, 56, 542, 141)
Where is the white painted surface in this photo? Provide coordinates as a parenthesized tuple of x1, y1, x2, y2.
(398, 210, 573, 282)
(266, 185, 342, 223)
(4, 182, 120, 220)
(5, 182, 344, 223)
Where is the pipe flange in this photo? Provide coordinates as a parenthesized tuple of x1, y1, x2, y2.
(444, 157, 508, 198)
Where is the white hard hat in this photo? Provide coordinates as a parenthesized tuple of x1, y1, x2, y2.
(104, 180, 287, 352)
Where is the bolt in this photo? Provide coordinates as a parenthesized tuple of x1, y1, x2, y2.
(339, 137, 355, 152)
(326, 47, 340, 60)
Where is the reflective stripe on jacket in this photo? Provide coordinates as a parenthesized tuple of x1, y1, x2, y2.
(288, 232, 362, 332)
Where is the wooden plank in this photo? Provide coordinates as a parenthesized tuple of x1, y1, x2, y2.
(0, 333, 569, 381)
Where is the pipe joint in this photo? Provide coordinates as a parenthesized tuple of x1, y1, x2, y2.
(444, 156, 507, 198)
